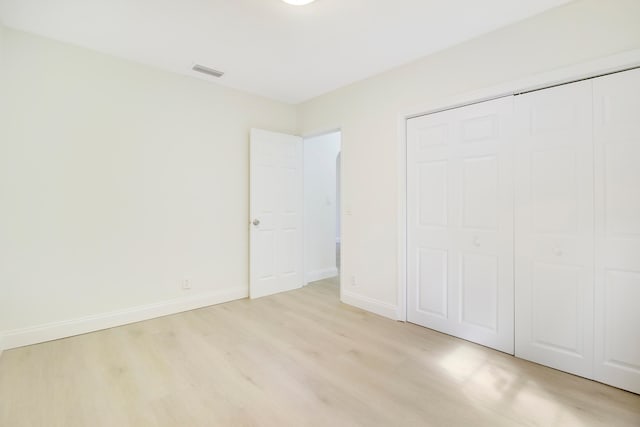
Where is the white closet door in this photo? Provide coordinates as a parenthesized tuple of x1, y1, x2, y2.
(514, 81, 594, 378)
(593, 68, 640, 394)
(407, 96, 514, 354)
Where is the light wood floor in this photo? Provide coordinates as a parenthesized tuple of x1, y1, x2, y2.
(1, 278, 639, 427)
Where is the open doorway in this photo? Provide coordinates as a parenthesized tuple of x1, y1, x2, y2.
(303, 130, 341, 292)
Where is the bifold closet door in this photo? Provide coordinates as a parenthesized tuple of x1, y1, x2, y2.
(514, 80, 594, 378)
(407, 97, 514, 354)
(593, 68, 640, 394)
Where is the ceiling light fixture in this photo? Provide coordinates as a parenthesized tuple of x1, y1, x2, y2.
(281, 0, 316, 5)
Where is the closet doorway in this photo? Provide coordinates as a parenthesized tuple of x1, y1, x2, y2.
(402, 66, 640, 395)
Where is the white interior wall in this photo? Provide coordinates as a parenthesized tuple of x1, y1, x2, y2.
(0, 27, 296, 348)
(298, 0, 640, 318)
(304, 132, 341, 283)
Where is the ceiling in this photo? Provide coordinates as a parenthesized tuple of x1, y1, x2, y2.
(0, 0, 572, 104)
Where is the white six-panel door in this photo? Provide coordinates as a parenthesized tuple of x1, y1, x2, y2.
(250, 129, 304, 299)
(593, 68, 640, 394)
(407, 97, 515, 354)
(513, 81, 595, 378)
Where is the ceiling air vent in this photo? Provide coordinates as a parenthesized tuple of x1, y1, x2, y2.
(192, 64, 224, 78)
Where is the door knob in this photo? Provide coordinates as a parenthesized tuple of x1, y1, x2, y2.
(252, 219, 260, 226)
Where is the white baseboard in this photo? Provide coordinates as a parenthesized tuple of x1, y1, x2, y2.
(305, 267, 338, 284)
(0, 286, 247, 352)
(341, 290, 398, 320)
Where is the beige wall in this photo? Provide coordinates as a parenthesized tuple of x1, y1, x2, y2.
(0, 27, 296, 336)
(298, 0, 640, 312)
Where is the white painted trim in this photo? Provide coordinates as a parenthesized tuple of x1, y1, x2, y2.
(397, 49, 640, 323)
(0, 286, 247, 351)
(306, 267, 339, 283)
(302, 136, 307, 287)
(341, 290, 398, 320)
(396, 109, 408, 323)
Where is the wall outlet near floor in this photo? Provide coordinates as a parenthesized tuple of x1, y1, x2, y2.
(350, 275, 357, 287)
(182, 278, 192, 290)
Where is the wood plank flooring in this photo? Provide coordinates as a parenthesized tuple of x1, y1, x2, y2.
(1, 278, 639, 426)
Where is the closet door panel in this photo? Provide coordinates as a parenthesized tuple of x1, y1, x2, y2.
(453, 99, 514, 353)
(594, 68, 640, 394)
(407, 97, 514, 354)
(514, 80, 594, 378)
(408, 108, 458, 335)
(531, 263, 582, 353)
(460, 253, 498, 331)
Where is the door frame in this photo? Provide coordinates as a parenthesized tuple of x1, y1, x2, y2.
(396, 49, 640, 322)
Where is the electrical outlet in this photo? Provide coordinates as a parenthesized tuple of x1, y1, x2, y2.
(350, 275, 357, 287)
(182, 278, 192, 290)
